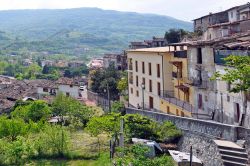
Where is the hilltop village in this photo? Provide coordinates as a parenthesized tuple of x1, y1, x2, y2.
(0, 2, 250, 166)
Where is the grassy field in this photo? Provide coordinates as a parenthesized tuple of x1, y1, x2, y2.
(29, 153, 111, 166)
(28, 131, 111, 166)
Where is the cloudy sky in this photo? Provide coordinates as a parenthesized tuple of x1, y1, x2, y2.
(0, 0, 249, 21)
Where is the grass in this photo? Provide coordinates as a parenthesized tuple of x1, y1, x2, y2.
(27, 130, 111, 166)
(28, 153, 111, 166)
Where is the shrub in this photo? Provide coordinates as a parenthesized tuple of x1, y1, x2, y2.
(157, 121, 182, 143)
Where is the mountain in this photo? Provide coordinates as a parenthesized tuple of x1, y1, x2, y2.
(0, 8, 192, 58)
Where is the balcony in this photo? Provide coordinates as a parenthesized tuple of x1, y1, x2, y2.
(160, 90, 194, 113)
(174, 50, 187, 58)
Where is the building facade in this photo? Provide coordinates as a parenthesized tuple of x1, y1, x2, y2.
(127, 46, 192, 117)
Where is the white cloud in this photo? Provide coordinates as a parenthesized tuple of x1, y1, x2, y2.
(0, 0, 249, 21)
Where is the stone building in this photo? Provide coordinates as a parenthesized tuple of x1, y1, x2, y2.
(193, 2, 250, 33)
(129, 36, 167, 49)
(103, 52, 127, 70)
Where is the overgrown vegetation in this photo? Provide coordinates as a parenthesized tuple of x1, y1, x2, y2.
(0, 93, 181, 165)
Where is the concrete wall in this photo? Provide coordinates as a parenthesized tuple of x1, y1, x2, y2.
(126, 108, 238, 141)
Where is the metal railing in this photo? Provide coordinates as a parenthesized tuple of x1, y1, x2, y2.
(174, 50, 187, 58)
(160, 90, 194, 113)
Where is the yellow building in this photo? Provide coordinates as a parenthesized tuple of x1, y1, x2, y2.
(127, 46, 193, 117)
(159, 45, 193, 117)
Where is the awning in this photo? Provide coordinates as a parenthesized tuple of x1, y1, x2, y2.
(175, 84, 189, 93)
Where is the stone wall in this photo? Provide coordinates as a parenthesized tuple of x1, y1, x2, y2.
(178, 132, 223, 166)
(126, 108, 238, 141)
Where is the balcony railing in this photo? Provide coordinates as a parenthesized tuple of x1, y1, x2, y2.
(160, 90, 194, 113)
(174, 50, 187, 58)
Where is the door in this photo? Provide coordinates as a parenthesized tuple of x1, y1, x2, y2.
(149, 96, 154, 109)
(234, 103, 240, 123)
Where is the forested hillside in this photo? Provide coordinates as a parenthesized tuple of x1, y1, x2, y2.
(0, 8, 192, 58)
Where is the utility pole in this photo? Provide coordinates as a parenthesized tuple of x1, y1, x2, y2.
(119, 118, 124, 147)
(220, 92, 223, 123)
(107, 83, 111, 112)
(141, 83, 145, 110)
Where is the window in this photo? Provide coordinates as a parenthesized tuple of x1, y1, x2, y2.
(148, 63, 152, 75)
(149, 96, 154, 109)
(70, 85, 73, 88)
(135, 61, 138, 72)
(157, 64, 160, 78)
(205, 96, 208, 102)
(157, 82, 161, 96)
(136, 90, 139, 97)
(43, 88, 48, 92)
(197, 48, 202, 64)
(227, 82, 231, 91)
(198, 94, 203, 109)
(142, 62, 145, 74)
(167, 106, 170, 114)
(136, 76, 138, 87)
(149, 80, 152, 92)
(181, 111, 184, 117)
(231, 12, 233, 18)
(66, 92, 70, 97)
(176, 109, 179, 116)
(234, 103, 240, 123)
(130, 88, 133, 94)
(227, 95, 230, 102)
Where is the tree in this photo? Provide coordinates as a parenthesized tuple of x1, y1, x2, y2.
(124, 114, 158, 141)
(90, 65, 122, 100)
(164, 28, 188, 43)
(111, 101, 125, 113)
(0, 116, 28, 141)
(51, 93, 95, 126)
(212, 55, 250, 125)
(11, 100, 51, 122)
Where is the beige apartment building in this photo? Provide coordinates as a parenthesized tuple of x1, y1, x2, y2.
(127, 46, 192, 117)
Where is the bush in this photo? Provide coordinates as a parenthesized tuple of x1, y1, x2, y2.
(124, 114, 158, 141)
(157, 121, 182, 143)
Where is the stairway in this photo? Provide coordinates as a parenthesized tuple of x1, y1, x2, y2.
(214, 140, 248, 166)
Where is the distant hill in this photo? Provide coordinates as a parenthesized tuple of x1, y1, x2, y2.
(0, 8, 192, 57)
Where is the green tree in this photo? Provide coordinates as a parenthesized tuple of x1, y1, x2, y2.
(164, 28, 188, 43)
(11, 100, 51, 122)
(124, 114, 158, 141)
(52, 93, 94, 126)
(212, 55, 250, 125)
(111, 101, 125, 113)
(0, 116, 28, 141)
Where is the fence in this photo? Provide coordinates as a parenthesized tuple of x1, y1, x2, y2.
(87, 89, 113, 112)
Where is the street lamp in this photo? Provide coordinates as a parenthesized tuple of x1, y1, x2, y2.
(141, 83, 145, 110)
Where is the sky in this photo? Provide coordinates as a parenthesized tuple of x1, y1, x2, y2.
(0, 0, 249, 21)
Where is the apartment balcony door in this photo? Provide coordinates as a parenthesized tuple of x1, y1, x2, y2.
(149, 96, 154, 109)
